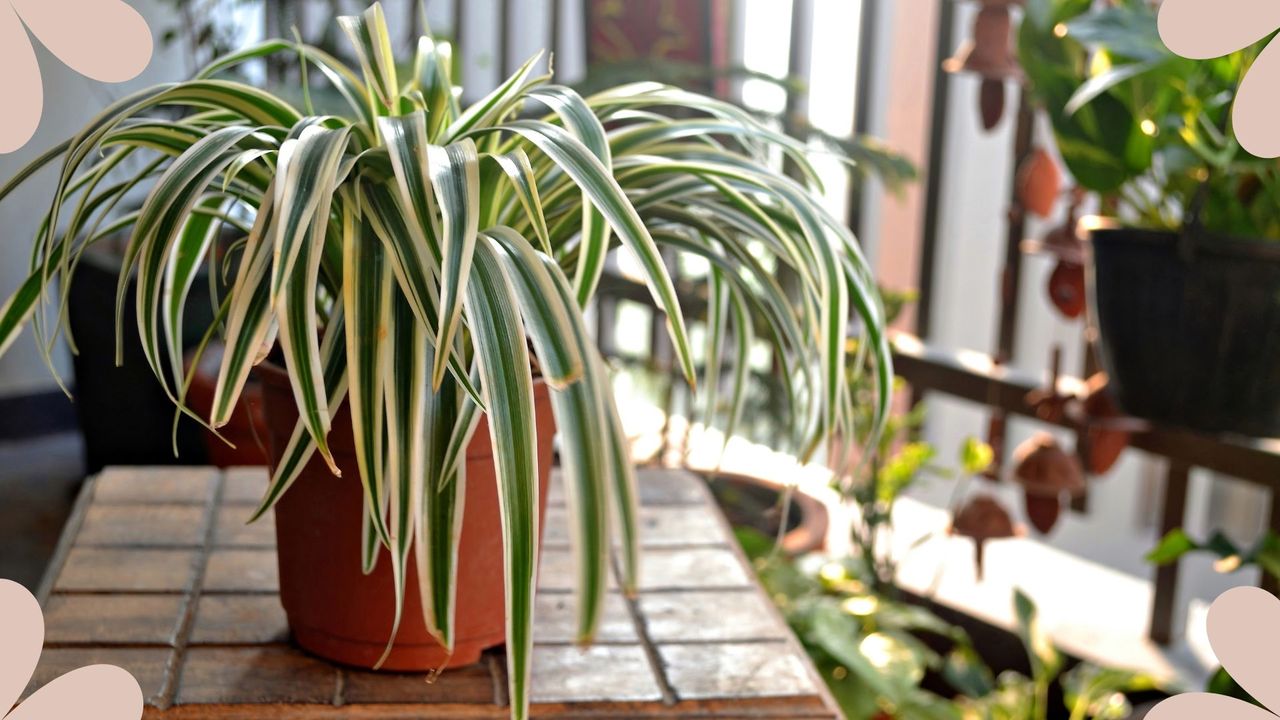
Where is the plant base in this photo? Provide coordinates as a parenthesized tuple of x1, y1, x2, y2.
(259, 362, 555, 671)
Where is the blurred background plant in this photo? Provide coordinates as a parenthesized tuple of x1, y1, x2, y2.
(725, 288, 1162, 718)
(740, 532, 1160, 720)
(1019, 0, 1280, 238)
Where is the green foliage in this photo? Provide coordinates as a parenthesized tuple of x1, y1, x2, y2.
(960, 436, 995, 476)
(835, 357, 991, 590)
(954, 590, 1156, 720)
(742, 537, 1159, 720)
(743, 542, 968, 720)
(1019, 0, 1280, 238)
(1148, 528, 1280, 579)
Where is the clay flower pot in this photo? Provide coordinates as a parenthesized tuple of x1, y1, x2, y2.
(258, 362, 557, 670)
(703, 472, 829, 556)
(185, 341, 270, 468)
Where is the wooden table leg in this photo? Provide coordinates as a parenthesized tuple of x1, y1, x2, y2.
(1149, 460, 1190, 645)
(1261, 491, 1280, 596)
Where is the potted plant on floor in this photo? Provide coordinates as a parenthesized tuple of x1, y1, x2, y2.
(0, 4, 891, 718)
(1019, 0, 1280, 437)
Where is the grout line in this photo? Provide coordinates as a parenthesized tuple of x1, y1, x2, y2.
(485, 650, 509, 707)
(332, 668, 346, 706)
(48, 589, 190, 596)
(610, 551, 678, 707)
(35, 475, 99, 606)
(156, 469, 227, 710)
(93, 500, 213, 507)
(45, 640, 291, 650)
(631, 584, 754, 593)
(44, 641, 182, 650)
(77, 543, 219, 550)
(53, 589, 280, 596)
(646, 637, 791, 647)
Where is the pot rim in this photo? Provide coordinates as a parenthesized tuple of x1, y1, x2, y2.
(702, 470, 829, 555)
(1083, 216, 1280, 262)
(254, 357, 553, 465)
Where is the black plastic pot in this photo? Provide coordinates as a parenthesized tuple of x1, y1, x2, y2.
(1088, 226, 1280, 437)
(67, 250, 212, 472)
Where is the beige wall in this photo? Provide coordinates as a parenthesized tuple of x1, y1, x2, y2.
(872, 0, 940, 333)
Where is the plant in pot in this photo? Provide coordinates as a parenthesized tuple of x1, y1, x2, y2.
(1019, 0, 1280, 437)
(0, 4, 892, 718)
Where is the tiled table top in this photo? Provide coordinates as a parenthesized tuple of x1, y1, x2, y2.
(32, 466, 839, 718)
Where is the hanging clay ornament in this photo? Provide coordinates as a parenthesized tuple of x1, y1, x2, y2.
(1017, 148, 1062, 218)
(1041, 212, 1085, 264)
(943, 3, 1022, 132)
(1047, 259, 1086, 318)
(951, 494, 1016, 579)
(1013, 432, 1085, 534)
(1081, 373, 1131, 475)
(944, 5, 1021, 79)
(1023, 493, 1061, 535)
(1014, 432, 1085, 497)
(980, 79, 1006, 131)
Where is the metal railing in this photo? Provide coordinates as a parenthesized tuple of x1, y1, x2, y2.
(503, 0, 1280, 647)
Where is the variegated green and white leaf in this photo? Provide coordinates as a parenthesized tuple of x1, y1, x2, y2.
(427, 139, 480, 388)
(210, 183, 279, 428)
(339, 4, 399, 112)
(414, 361, 466, 649)
(376, 289, 428, 668)
(249, 306, 348, 522)
(462, 237, 539, 720)
(480, 120, 696, 387)
(484, 226, 612, 644)
(343, 209, 394, 546)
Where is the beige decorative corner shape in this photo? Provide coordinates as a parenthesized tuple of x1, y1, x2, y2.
(0, 579, 142, 720)
(1147, 586, 1280, 719)
(1158, 0, 1280, 158)
(0, 0, 153, 154)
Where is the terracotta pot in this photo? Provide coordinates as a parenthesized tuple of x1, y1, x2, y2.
(258, 362, 556, 671)
(703, 472, 828, 556)
(185, 341, 270, 467)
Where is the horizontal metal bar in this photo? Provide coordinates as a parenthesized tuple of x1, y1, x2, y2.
(892, 333, 1280, 487)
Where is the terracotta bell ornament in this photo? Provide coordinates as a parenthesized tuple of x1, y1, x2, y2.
(1080, 372, 1131, 475)
(951, 494, 1017, 579)
(1012, 432, 1085, 534)
(1042, 189, 1087, 318)
(1016, 148, 1062, 219)
(1041, 190, 1086, 260)
(1047, 260, 1086, 318)
(944, 1, 1024, 131)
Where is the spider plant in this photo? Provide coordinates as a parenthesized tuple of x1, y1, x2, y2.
(0, 4, 890, 717)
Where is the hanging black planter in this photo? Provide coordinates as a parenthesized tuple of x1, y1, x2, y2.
(1088, 226, 1280, 437)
